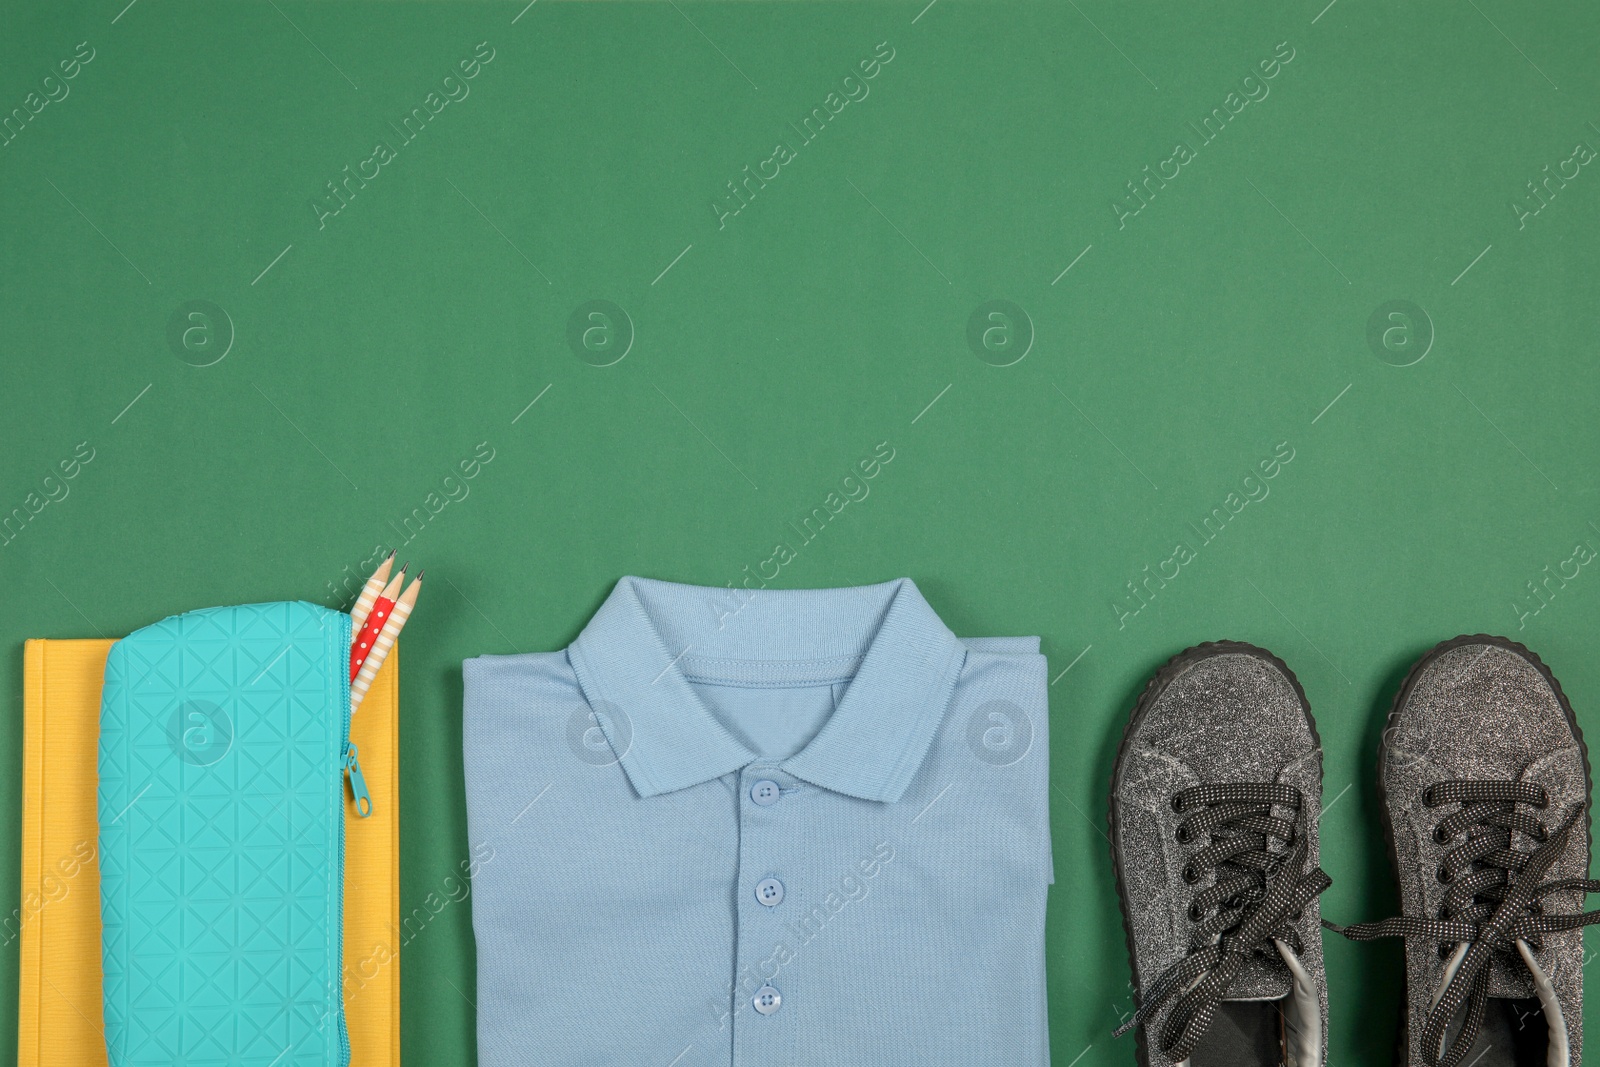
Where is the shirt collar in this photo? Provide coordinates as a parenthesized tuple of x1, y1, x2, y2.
(567, 576, 968, 803)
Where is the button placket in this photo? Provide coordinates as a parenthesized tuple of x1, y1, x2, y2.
(735, 767, 793, 1052)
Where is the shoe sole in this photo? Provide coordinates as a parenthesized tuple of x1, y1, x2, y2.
(1373, 633, 1592, 1067)
(1108, 640, 1322, 1067)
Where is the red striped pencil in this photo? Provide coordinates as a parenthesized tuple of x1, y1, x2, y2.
(349, 550, 395, 633)
(350, 564, 405, 681)
(351, 570, 421, 714)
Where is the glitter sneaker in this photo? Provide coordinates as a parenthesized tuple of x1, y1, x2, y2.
(1111, 641, 1331, 1066)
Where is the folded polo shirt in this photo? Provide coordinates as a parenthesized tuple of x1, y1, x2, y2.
(463, 576, 1053, 1067)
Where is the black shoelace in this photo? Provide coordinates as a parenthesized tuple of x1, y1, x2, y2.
(1115, 782, 1332, 1061)
(1330, 781, 1600, 1067)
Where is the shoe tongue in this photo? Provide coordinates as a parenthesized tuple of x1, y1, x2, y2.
(1222, 954, 1292, 1001)
(1485, 956, 1537, 999)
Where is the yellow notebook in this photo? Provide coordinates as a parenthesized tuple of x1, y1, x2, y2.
(17, 637, 401, 1067)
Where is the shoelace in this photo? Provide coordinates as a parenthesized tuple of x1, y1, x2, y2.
(1330, 781, 1600, 1067)
(1115, 782, 1332, 1061)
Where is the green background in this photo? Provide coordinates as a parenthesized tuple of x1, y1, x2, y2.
(3, 0, 1599, 1063)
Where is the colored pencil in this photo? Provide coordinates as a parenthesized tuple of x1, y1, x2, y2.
(349, 550, 396, 633)
(351, 570, 421, 715)
(350, 565, 405, 682)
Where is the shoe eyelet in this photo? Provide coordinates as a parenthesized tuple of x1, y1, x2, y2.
(1176, 826, 1192, 845)
(1171, 795, 1186, 814)
(1423, 787, 1439, 808)
(1433, 825, 1452, 845)
(1436, 864, 1451, 884)
(1188, 901, 1204, 922)
(1182, 864, 1200, 885)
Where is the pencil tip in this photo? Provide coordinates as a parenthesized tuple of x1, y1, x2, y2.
(397, 561, 409, 574)
(413, 570, 425, 581)
(384, 549, 396, 560)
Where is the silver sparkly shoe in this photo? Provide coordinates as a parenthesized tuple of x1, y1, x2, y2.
(1336, 635, 1600, 1067)
(1111, 642, 1331, 1067)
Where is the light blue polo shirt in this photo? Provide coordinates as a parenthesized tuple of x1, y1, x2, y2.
(463, 577, 1053, 1067)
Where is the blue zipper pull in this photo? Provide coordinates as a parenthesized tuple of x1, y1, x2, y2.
(344, 743, 373, 818)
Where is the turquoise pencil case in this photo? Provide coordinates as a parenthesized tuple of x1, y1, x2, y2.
(97, 601, 372, 1067)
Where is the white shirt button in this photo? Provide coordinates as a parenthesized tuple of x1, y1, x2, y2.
(752, 984, 782, 1015)
(755, 877, 784, 907)
(750, 779, 781, 805)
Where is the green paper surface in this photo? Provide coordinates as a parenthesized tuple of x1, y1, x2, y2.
(2, 2, 1599, 1064)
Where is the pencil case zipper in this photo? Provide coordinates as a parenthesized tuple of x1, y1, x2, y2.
(334, 609, 373, 1067)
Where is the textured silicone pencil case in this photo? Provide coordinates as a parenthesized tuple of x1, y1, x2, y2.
(97, 601, 372, 1067)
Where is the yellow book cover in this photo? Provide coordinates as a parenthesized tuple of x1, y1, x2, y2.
(17, 637, 401, 1067)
